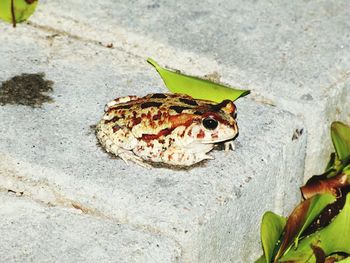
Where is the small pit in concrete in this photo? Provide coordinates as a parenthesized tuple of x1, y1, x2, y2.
(0, 73, 54, 107)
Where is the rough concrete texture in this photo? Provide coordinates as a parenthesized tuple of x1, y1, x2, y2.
(28, 0, 350, 177)
(0, 23, 306, 262)
(1, 0, 348, 262)
(0, 192, 181, 263)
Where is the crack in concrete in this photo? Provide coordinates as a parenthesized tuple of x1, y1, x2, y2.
(0, 186, 184, 261)
(26, 21, 145, 62)
(25, 18, 242, 93)
(323, 69, 350, 96)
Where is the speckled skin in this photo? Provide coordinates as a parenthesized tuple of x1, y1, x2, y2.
(96, 93, 238, 168)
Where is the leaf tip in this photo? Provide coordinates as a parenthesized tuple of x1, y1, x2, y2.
(331, 121, 345, 129)
(146, 57, 159, 69)
(235, 89, 250, 100)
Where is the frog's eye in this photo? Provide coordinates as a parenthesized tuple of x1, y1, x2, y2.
(232, 112, 237, 119)
(202, 117, 218, 130)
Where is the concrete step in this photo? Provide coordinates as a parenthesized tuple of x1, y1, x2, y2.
(0, 192, 180, 263)
(30, 0, 350, 178)
(0, 23, 306, 262)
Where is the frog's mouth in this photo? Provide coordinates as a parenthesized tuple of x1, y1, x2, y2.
(186, 135, 237, 154)
(200, 135, 237, 144)
(199, 129, 239, 144)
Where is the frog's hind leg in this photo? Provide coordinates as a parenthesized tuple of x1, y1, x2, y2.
(96, 122, 151, 168)
(102, 137, 151, 168)
(97, 133, 151, 169)
(117, 148, 152, 169)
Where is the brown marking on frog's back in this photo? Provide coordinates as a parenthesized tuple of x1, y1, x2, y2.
(104, 116, 120, 124)
(150, 93, 168, 99)
(169, 105, 194, 113)
(169, 113, 198, 128)
(179, 98, 199, 106)
(109, 104, 133, 111)
(112, 124, 122, 132)
(210, 99, 236, 114)
(147, 111, 152, 119)
(141, 101, 163, 109)
(140, 112, 199, 141)
(141, 128, 172, 141)
(152, 111, 162, 120)
(131, 117, 142, 126)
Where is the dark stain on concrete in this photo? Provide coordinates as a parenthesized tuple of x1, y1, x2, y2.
(0, 73, 54, 107)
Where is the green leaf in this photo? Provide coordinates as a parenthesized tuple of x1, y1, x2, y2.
(294, 194, 336, 245)
(147, 58, 250, 102)
(301, 173, 349, 199)
(0, 0, 38, 27)
(327, 254, 350, 262)
(325, 152, 336, 172)
(279, 193, 350, 262)
(331, 122, 350, 162)
(274, 194, 335, 261)
(260, 211, 286, 263)
(254, 255, 267, 263)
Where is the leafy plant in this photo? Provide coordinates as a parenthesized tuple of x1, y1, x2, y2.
(256, 121, 350, 262)
(0, 0, 38, 27)
(147, 58, 249, 102)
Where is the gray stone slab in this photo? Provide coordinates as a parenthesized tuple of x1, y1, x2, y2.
(0, 24, 306, 262)
(28, 0, 350, 177)
(0, 192, 181, 263)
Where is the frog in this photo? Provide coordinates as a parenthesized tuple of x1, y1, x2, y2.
(96, 93, 238, 168)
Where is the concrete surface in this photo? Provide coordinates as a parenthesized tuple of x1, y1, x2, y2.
(0, 192, 181, 263)
(0, 24, 306, 262)
(29, 0, 350, 177)
(0, 0, 348, 262)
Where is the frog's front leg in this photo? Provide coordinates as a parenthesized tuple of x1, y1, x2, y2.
(158, 137, 215, 166)
(224, 140, 235, 152)
(161, 149, 214, 166)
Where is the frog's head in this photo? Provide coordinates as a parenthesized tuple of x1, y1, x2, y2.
(193, 99, 238, 144)
(173, 100, 238, 148)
